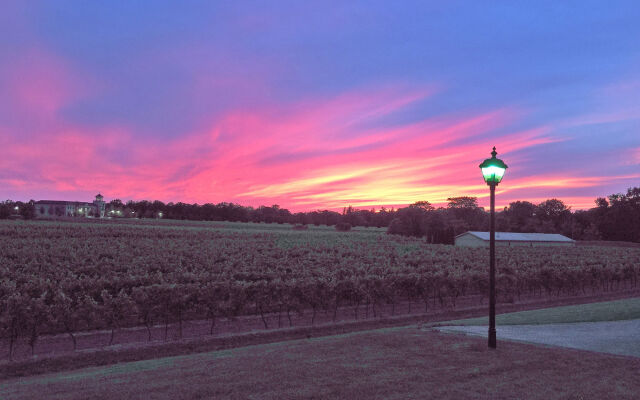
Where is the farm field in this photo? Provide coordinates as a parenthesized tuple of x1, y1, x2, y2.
(3, 316, 640, 399)
(1, 218, 640, 364)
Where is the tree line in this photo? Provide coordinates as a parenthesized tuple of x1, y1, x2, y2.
(1, 186, 639, 243)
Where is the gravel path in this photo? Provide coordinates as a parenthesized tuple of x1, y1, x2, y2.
(436, 319, 640, 357)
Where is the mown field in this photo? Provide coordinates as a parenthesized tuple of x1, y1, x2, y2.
(1, 219, 639, 361)
(3, 304, 640, 400)
(436, 297, 640, 326)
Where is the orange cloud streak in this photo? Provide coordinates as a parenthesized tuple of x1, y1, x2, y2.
(0, 65, 633, 212)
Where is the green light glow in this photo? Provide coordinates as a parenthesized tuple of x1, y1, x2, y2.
(478, 147, 508, 185)
(482, 165, 505, 183)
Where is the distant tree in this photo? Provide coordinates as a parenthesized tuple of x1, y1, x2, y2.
(323, 210, 342, 226)
(0, 201, 11, 219)
(595, 187, 640, 242)
(20, 201, 36, 219)
(342, 205, 365, 226)
(373, 206, 395, 228)
(152, 200, 165, 213)
(387, 218, 405, 235)
(503, 201, 536, 232)
(581, 223, 602, 240)
(536, 199, 570, 220)
(595, 197, 609, 208)
(412, 201, 435, 212)
(291, 212, 309, 225)
(447, 196, 479, 210)
(277, 207, 291, 224)
(12, 186, 638, 241)
(387, 205, 429, 237)
(536, 199, 571, 233)
(424, 211, 447, 243)
(109, 199, 124, 208)
(447, 196, 485, 231)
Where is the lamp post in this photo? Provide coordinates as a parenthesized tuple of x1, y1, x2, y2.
(479, 146, 508, 349)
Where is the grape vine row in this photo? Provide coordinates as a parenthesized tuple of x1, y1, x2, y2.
(1, 220, 639, 360)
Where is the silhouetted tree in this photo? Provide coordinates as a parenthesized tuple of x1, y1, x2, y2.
(503, 201, 536, 232)
(0, 201, 11, 219)
(7, 185, 640, 243)
(536, 199, 571, 233)
(447, 196, 485, 231)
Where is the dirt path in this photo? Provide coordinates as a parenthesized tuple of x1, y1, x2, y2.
(437, 319, 640, 357)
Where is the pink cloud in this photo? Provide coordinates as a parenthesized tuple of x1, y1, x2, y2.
(1, 49, 95, 119)
(630, 148, 640, 165)
(0, 74, 632, 212)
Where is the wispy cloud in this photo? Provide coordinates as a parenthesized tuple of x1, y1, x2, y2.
(0, 73, 634, 211)
(2, 2, 639, 211)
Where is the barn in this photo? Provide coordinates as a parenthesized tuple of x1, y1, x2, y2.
(455, 231, 575, 247)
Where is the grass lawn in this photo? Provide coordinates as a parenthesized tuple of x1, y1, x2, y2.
(435, 297, 640, 327)
(2, 325, 640, 400)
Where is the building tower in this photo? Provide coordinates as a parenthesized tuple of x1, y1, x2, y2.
(94, 193, 106, 218)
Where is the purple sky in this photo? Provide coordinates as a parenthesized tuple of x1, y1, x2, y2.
(1, 1, 639, 211)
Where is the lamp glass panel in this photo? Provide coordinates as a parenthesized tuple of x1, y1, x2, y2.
(482, 165, 505, 183)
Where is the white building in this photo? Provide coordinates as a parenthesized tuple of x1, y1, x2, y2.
(455, 231, 575, 247)
(35, 194, 106, 218)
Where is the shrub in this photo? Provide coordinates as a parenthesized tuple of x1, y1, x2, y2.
(335, 222, 352, 231)
(387, 218, 405, 235)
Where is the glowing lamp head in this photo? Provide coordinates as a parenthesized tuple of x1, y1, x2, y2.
(479, 147, 508, 185)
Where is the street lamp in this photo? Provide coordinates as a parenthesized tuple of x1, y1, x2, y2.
(479, 146, 508, 349)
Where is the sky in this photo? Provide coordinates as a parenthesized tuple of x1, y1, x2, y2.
(1, 1, 639, 212)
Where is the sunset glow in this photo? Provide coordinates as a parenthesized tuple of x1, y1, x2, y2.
(1, 2, 639, 211)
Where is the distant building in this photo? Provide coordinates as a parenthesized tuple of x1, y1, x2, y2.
(35, 194, 106, 218)
(94, 193, 106, 217)
(455, 231, 575, 247)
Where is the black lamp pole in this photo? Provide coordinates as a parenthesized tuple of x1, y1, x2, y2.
(479, 146, 507, 350)
(489, 181, 497, 349)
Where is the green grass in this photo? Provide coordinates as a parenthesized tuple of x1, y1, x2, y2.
(2, 325, 640, 399)
(437, 297, 640, 326)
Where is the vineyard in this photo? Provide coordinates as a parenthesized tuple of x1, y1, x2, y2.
(1, 219, 639, 360)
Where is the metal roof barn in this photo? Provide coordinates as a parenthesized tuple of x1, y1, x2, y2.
(455, 231, 575, 247)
